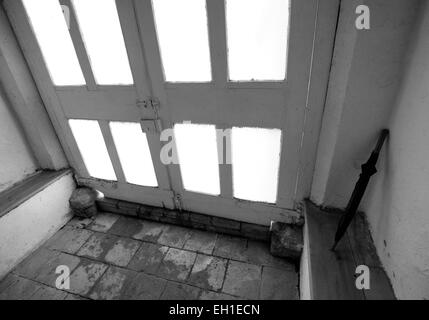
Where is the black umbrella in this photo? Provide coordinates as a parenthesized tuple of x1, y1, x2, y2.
(331, 129, 389, 251)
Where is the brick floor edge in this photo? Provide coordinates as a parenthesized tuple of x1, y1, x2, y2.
(96, 198, 272, 242)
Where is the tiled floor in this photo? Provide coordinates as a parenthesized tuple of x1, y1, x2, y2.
(0, 213, 299, 300)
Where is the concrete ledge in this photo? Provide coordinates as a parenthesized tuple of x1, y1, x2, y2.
(0, 170, 75, 279)
(97, 197, 271, 242)
(301, 200, 395, 300)
(0, 169, 71, 218)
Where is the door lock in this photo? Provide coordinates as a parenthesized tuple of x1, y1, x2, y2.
(136, 98, 160, 112)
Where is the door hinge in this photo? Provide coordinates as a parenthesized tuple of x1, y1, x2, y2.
(173, 193, 183, 211)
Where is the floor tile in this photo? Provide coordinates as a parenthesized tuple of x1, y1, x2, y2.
(199, 291, 238, 300)
(13, 247, 59, 279)
(108, 216, 144, 238)
(34, 252, 81, 287)
(132, 220, 168, 242)
(157, 225, 192, 248)
(260, 266, 298, 300)
(188, 254, 227, 291)
(128, 242, 168, 274)
(45, 226, 93, 254)
(67, 259, 108, 296)
(29, 285, 68, 300)
(213, 235, 248, 261)
(89, 213, 120, 233)
(89, 266, 137, 300)
(222, 261, 261, 299)
(160, 282, 201, 300)
(245, 241, 296, 269)
(0, 276, 42, 300)
(122, 273, 166, 300)
(104, 238, 141, 267)
(184, 230, 217, 254)
(157, 248, 196, 281)
(0, 274, 22, 294)
(64, 293, 87, 300)
(76, 232, 118, 260)
(67, 217, 94, 229)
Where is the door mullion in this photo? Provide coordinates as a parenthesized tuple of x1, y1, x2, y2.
(134, 0, 184, 196)
(59, 0, 97, 90)
(206, 0, 228, 87)
(116, 0, 154, 110)
(144, 130, 172, 192)
(99, 120, 126, 183)
(133, 0, 166, 101)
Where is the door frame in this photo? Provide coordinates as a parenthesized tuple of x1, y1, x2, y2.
(4, 0, 176, 209)
(3, 0, 339, 225)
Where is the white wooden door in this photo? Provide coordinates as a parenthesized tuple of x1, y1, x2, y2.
(5, 0, 176, 209)
(5, 0, 331, 225)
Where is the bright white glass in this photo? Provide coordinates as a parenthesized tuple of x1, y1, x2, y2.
(152, 0, 211, 82)
(226, 0, 290, 81)
(22, 0, 85, 86)
(69, 119, 116, 180)
(174, 123, 220, 195)
(231, 127, 282, 203)
(72, 0, 133, 85)
(110, 122, 158, 187)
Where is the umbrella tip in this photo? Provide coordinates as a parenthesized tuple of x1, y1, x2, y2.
(331, 242, 337, 252)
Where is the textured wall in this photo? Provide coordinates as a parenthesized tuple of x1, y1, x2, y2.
(364, 2, 429, 299)
(312, 0, 428, 299)
(312, 0, 421, 207)
(0, 173, 75, 279)
(0, 87, 37, 192)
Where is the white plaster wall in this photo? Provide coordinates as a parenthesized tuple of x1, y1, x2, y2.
(311, 0, 421, 208)
(0, 87, 38, 192)
(363, 2, 429, 299)
(0, 5, 68, 170)
(0, 173, 75, 279)
(312, 0, 428, 299)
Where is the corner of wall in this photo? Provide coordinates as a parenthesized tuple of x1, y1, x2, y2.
(310, 0, 359, 206)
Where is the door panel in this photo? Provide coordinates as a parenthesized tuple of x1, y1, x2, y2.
(165, 87, 287, 128)
(135, 0, 318, 219)
(5, 0, 173, 208)
(5, 0, 331, 226)
(57, 87, 143, 121)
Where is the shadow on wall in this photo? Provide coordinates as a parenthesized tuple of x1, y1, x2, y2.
(314, 0, 422, 208)
(0, 86, 38, 193)
(364, 0, 429, 300)
(311, 0, 427, 299)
